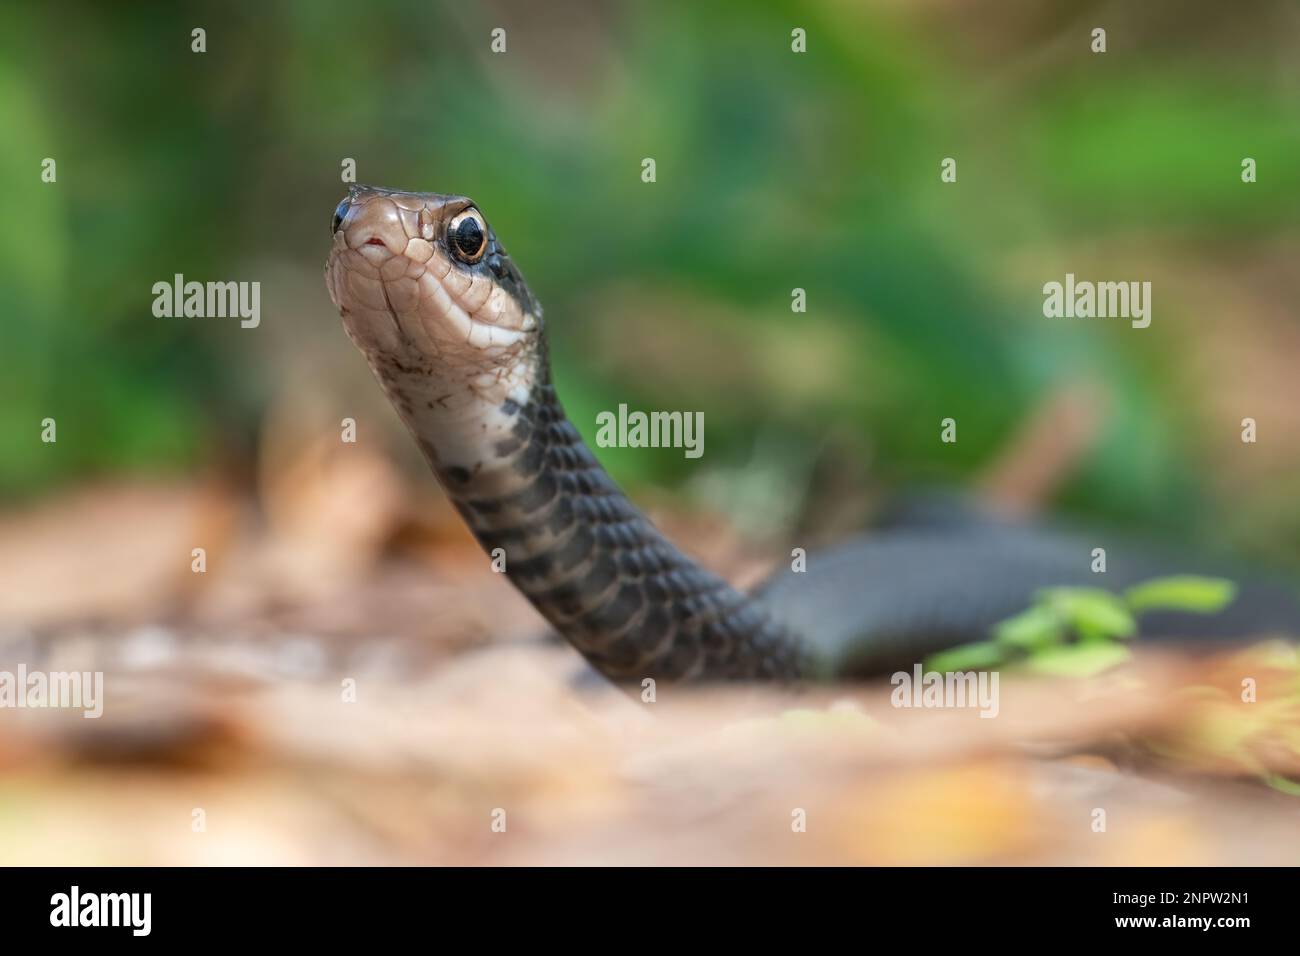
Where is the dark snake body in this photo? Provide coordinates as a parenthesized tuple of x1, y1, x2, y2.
(413, 356, 1300, 684)
(327, 186, 1300, 686)
(432, 367, 811, 683)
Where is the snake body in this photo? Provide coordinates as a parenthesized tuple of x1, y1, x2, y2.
(326, 185, 1299, 685)
(327, 186, 808, 682)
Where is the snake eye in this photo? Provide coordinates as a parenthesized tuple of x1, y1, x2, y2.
(448, 208, 488, 264)
(331, 197, 350, 236)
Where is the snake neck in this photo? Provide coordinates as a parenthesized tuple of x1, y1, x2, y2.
(387, 351, 810, 684)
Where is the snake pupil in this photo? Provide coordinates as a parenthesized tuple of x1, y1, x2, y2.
(452, 216, 485, 261)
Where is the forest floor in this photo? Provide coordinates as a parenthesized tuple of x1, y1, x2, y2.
(1, 468, 1297, 865)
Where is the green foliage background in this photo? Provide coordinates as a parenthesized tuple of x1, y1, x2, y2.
(2, 1, 1298, 563)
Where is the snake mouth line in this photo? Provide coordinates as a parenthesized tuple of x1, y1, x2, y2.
(332, 250, 531, 358)
(377, 275, 408, 349)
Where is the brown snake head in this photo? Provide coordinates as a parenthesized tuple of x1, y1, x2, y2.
(325, 185, 544, 412)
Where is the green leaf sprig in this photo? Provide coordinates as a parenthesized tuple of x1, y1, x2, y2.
(926, 576, 1238, 678)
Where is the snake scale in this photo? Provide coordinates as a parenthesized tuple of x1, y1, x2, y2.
(325, 185, 1299, 685)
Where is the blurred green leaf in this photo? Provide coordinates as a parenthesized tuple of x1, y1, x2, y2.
(1264, 775, 1300, 798)
(926, 641, 1005, 673)
(1124, 576, 1238, 615)
(1039, 587, 1137, 642)
(1025, 642, 1133, 678)
(993, 604, 1064, 650)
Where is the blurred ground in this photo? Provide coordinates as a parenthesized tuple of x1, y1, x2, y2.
(1, 464, 1297, 866)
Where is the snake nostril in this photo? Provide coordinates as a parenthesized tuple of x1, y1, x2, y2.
(331, 197, 351, 236)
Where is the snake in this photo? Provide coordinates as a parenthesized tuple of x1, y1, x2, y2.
(325, 185, 1300, 685)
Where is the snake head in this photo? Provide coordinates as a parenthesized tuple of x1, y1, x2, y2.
(326, 185, 543, 409)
